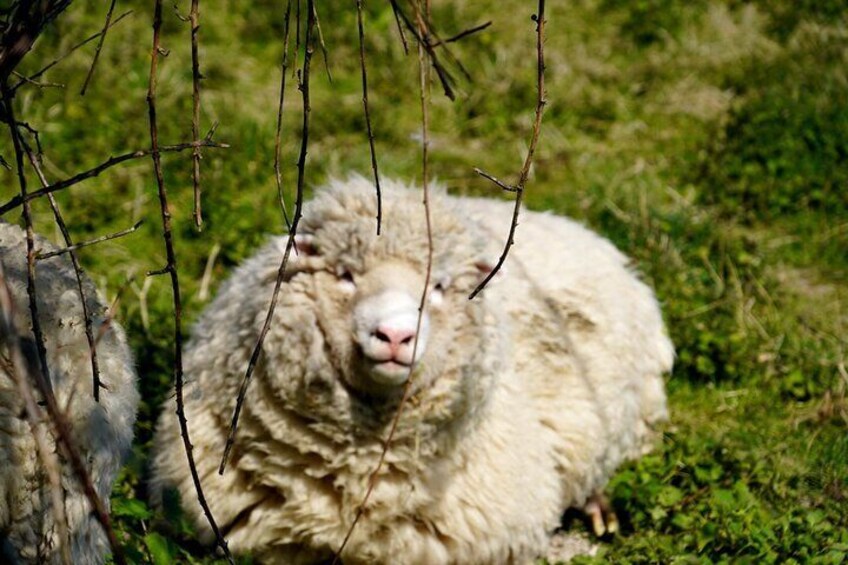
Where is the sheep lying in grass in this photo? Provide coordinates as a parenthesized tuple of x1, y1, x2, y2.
(150, 177, 673, 563)
(0, 222, 138, 564)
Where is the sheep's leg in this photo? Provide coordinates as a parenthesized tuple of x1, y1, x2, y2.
(583, 491, 618, 537)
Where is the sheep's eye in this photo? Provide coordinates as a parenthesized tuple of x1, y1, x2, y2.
(430, 277, 449, 307)
(336, 267, 355, 285)
(434, 276, 451, 292)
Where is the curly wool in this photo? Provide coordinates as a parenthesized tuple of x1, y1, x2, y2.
(0, 222, 138, 564)
(150, 176, 672, 564)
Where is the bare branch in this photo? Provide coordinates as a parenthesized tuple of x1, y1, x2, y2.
(36, 220, 143, 260)
(189, 0, 203, 229)
(0, 137, 227, 216)
(12, 69, 63, 88)
(473, 167, 517, 192)
(356, 0, 382, 235)
(0, 0, 74, 82)
(389, 0, 457, 100)
(146, 266, 170, 277)
(273, 0, 293, 230)
(389, 0, 409, 54)
(197, 241, 221, 301)
(94, 272, 136, 347)
(333, 4, 435, 558)
(12, 10, 133, 92)
(2, 85, 126, 564)
(219, 0, 316, 476)
(430, 20, 492, 47)
(17, 126, 106, 401)
(0, 262, 72, 565)
(146, 2, 233, 561)
(2, 82, 53, 397)
(80, 0, 119, 95)
(470, 1, 547, 300)
(311, 1, 332, 83)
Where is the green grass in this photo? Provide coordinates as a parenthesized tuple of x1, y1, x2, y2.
(1, 0, 845, 563)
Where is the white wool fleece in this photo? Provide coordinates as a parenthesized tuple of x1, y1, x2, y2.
(150, 176, 673, 564)
(0, 222, 139, 564)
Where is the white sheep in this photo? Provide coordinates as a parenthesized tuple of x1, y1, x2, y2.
(150, 176, 672, 564)
(0, 222, 139, 564)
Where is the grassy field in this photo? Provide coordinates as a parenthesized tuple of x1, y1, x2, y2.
(1, 0, 846, 563)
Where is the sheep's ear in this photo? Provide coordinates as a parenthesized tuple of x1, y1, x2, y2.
(474, 259, 506, 282)
(292, 233, 319, 257)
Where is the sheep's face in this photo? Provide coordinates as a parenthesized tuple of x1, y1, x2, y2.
(285, 181, 502, 401)
(348, 261, 431, 387)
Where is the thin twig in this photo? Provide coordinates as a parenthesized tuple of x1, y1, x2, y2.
(389, 0, 410, 54)
(2, 84, 126, 565)
(0, 137, 227, 216)
(472, 167, 517, 192)
(469, 1, 547, 300)
(94, 273, 136, 347)
(0, 263, 72, 565)
(146, 2, 233, 562)
(332, 4, 435, 558)
(18, 128, 105, 401)
(12, 69, 64, 89)
(311, 1, 332, 83)
(189, 0, 203, 229)
(0, 0, 75, 82)
(197, 242, 221, 301)
(389, 0, 456, 100)
(295, 0, 302, 68)
(80, 0, 119, 95)
(407, 0, 473, 82)
(36, 220, 144, 260)
(273, 0, 293, 230)
(356, 0, 382, 235)
(12, 10, 133, 92)
(430, 21, 492, 47)
(219, 0, 316, 476)
(2, 83, 52, 396)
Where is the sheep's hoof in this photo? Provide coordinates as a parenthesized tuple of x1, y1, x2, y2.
(584, 492, 619, 537)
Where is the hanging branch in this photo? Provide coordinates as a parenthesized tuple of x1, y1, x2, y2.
(17, 129, 105, 400)
(0, 134, 227, 216)
(2, 83, 126, 565)
(388, 0, 456, 100)
(145, 2, 233, 561)
(0, 0, 74, 82)
(332, 2, 435, 558)
(273, 0, 293, 230)
(356, 0, 382, 235)
(12, 10, 133, 92)
(2, 84, 52, 395)
(408, 0, 473, 83)
(189, 0, 203, 229)
(11, 69, 64, 89)
(388, 0, 410, 54)
(0, 262, 72, 565)
(469, 0, 547, 300)
(430, 20, 491, 46)
(312, 2, 332, 83)
(36, 220, 144, 260)
(80, 0, 118, 95)
(219, 0, 316, 476)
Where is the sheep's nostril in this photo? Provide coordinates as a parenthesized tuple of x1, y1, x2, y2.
(373, 326, 416, 350)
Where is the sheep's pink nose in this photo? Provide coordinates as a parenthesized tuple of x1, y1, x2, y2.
(373, 325, 416, 355)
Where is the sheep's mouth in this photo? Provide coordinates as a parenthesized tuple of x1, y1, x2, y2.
(365, 358, 414, 386)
